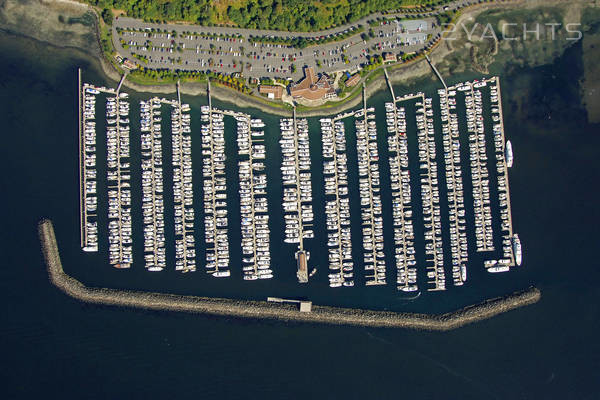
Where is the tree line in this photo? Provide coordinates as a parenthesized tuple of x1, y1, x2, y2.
(86, 0, 453, 31)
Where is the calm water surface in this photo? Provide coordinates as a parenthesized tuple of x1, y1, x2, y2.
(1, 32, 599, 399)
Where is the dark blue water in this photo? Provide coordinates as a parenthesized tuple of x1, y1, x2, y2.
(1, 32, 599, 398)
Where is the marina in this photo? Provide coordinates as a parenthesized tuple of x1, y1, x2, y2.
(76, 71, 523, 300)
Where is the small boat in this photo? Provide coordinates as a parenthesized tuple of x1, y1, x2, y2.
(212, 270, 231, 278)
(513, 234, 522, 266)
(505, 140, 513, 168)
(488, 266, 510, 273)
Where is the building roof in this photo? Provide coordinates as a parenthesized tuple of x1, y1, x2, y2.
(259, 84, 283, 99)
(290, 67, 336, 101)
(122, 59, 138, 70)
(346, 73, 361, 87)
(399, 20, 428, 32)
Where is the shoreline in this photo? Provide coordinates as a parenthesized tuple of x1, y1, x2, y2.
(90, 1, 522, 117)
(39, 219, 541, 330)
(4, 0, 585, 117)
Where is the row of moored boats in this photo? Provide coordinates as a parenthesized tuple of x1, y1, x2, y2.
(201, 106, 229, 277)
(279, 117, 314, 283)
(140, 98, 166, 271)
(238, 115, 272, 280)
(385, 102, 417, 292)
(106, 93, 133, 268)
(355, 107, 387, 286)
(439, 88, 468, 286)
(81, 85, 99, 252)
(320, 118, 354, 288)
(416, 97, 446, 291)
(463, 83, 494, 252)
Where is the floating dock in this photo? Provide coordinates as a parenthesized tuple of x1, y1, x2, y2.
(385, 95, 417, 292)
(320, 116, 354, 288)
(201, 84, 229, 277)
(356, 84, 386, 286)
(280, 107, 314, 283)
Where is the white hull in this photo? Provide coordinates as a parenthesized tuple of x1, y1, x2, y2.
(513, 234, 522, 266)
(505, 140, 513, 168)
(488, 266, 510, 273)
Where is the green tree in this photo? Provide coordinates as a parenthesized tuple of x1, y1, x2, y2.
(101, 8, 113, 26)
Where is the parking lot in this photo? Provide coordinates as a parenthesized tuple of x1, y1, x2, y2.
(113, 16, 439, 81)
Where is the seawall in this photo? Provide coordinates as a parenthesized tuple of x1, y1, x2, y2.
(39, 219, 541, 330)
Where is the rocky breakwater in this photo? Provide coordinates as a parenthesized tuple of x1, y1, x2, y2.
(39, 219, 540, 330)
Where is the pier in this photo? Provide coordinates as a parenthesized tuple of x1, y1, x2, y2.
(465, 82, 494, 252)
(78, 69, 99, 252)
(356, 84, 386, 285)
(201, 85, 229, 277)
(170, 82, 195, 272)
(140, 97, 166, 271)
(116, 72, 128, 94)
(233, 110, 272, 280)
(280, 107, 314, 283)
(487, 76, 518, 269)
(425, 54, 447, 90)
(383, 68, 395, 102)
(438, 87, 468, 286)
(414, 94, 446, 291)
(320, 116, 354, 288)
(385, 96, 417, 292)
(102, 84, 132, 268)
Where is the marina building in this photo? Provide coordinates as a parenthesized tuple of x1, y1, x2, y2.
(345, 73, 361, 87)
(289, 67, 336, 101)
(258, 84, 284, 100)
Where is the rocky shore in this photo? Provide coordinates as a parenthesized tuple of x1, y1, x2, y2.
(39, 219, 541, 330)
